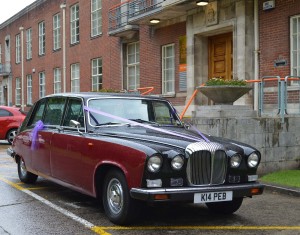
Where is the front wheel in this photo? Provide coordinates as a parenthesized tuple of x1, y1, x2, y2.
(206, 197, 243, 214)
(18, 158, 38, 184)
(102, 169, 141, 225)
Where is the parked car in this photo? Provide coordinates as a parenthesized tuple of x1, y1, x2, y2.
(0, 106, 26, 144)
(7, 92, 264, 225)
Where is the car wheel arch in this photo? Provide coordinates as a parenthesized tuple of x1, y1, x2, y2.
(94, 163, 128, 200)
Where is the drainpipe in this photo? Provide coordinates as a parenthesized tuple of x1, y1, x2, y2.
(254, 0, 259, 110)
(19, 26, 24, 111)
(60, 3, 66, 93)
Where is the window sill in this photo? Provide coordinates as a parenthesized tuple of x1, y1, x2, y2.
(162, 93, 176, 98)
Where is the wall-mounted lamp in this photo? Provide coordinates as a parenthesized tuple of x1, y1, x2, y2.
(196, 0, 208, 6)
(150, 19, 160, 24)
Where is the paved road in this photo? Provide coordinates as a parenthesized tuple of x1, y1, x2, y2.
(0, 142, 299, 235)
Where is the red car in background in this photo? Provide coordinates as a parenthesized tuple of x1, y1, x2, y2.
(0, 106, 26, 144)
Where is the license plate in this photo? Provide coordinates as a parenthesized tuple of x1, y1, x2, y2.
(194, 191, 233, 203)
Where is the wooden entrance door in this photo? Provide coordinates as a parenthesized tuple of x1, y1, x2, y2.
(208, 32, 232, 80)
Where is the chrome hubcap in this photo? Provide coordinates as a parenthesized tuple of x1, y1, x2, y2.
(8, 130, 16, 144)
(20, 159, 27, 176)
(107, 178, 123, 214)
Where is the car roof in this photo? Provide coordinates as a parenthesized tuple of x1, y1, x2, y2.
(0, 106, 26, 115)
(44, 92, 167, 101)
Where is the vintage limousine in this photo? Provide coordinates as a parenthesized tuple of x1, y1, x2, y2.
(8, 92, 264, 224)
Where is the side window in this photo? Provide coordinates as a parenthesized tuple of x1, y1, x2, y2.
(63, 98, 84, 127)
(28, 99, 47, 127)
(43, 97, 66, 125)
(152, 101, 174, 125)
(0, 109, 12, 117)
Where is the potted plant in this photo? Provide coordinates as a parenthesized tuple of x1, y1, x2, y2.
(197, 78, 252, 105)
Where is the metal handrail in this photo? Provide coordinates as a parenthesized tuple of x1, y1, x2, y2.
(128, 0, 163, 18)
(109, 0, 132, 31)
(258, 76, 281, 116)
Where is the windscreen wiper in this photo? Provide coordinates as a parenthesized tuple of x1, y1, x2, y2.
(95, 122, 123, 127)
(129, 119, 160, 125)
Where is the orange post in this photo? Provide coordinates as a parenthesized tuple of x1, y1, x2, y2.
(180, 84, 206, 120)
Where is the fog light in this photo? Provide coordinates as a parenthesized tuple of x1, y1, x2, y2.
(248, 175, 258, 182)
(170, 178, 183, 187)
(228, 175, 240, 183)
(154, 194, 169, 200)
(146, 179, 162, 188)
(251, 188, 261, 195)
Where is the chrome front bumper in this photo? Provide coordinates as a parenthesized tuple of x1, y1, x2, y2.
(130, 182, 264, 202)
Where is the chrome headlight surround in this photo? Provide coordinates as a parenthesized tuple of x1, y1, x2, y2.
(230, 154, 242, 168)
(248, 152, 259, 168)
(147, 155, 162, 173)
(171, 155, 184, 170)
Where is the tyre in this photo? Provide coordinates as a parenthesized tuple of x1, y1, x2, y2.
(102, 169, 141, 225)
(7, 128, 17, 145)
(18, 158, 38, 184)
(206, 197, 243, 214)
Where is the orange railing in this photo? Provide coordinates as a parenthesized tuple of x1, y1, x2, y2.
(128, 86, 154, 95)
(137, 86, 154, 95)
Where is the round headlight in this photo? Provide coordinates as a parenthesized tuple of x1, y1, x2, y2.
(230, 154, 242, 168)
(248, 153, 259, 168)
(147, 155, 162, 172)
(171, 155, 184, 170)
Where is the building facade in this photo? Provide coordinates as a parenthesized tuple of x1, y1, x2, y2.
(258, 0, 300, 115)
(0, 0, 257, 115)
(0, 0, 299, 117)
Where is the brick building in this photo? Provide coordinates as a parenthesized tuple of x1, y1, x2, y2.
(1, 0, 298, 117)
(258, 0, 300, 114)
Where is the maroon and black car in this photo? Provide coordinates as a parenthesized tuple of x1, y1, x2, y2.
(7, 92, 264, 225)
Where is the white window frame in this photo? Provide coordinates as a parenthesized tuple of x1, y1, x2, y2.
(38, 21, 45, 55)
(16, 34, 21, 63)
(27, 74, 32, 105)
(53, 13, 61, 50)
(54, 68, 61, 93)
(26, 28, 32, 60)
(91, 0, 102, 37)
(127, 42, 140, 90)
(39, 71, 46, 98)
(16, 78, 21, 105)
(71, 63, 80, 92)
(290, 15, 300, 86)
(70, 4, 80, 44)
(91, 58, 102, 91)
(162, 43, 175, 95)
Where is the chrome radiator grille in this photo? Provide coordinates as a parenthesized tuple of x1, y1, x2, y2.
(186, 142, 227, 186)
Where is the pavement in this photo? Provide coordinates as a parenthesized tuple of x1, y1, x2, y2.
(262, 182, 300, 197)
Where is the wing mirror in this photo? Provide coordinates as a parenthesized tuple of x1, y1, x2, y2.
(69, 120, 84, 136)
(70, 120, 81, 128)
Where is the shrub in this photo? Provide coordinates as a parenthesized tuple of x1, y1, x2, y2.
(205, 78, 247, 86)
